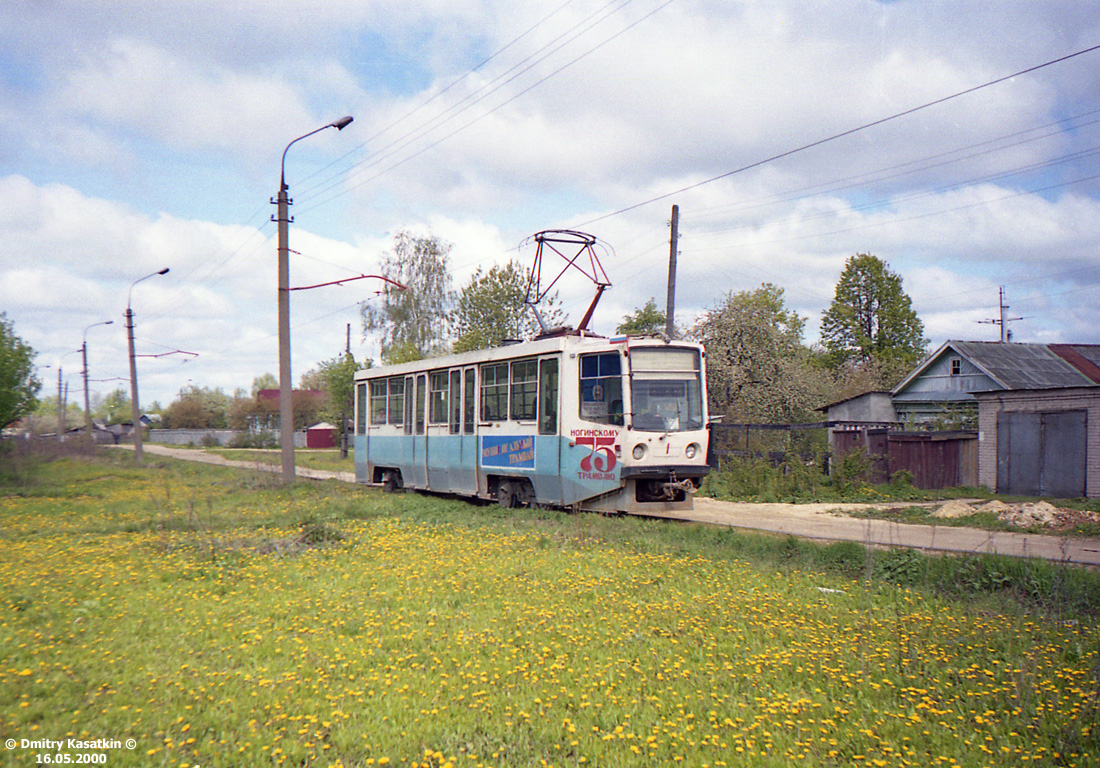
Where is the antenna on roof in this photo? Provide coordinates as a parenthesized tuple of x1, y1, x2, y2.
(977, 286, 1025, 342)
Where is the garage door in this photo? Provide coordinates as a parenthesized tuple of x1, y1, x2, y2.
(997, 410, 1086, 497)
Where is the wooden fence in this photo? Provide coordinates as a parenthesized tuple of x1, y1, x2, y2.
(709, 422, 978, 490)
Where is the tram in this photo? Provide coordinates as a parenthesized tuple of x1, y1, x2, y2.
(353, 332, 710, 513)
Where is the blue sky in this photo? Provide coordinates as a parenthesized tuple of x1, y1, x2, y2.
(3, 0, 1100, 409)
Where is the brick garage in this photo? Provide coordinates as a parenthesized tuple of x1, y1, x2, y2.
(974, 387, 1100, 498)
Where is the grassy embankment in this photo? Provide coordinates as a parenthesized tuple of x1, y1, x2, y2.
(1, 444, 1097, 768)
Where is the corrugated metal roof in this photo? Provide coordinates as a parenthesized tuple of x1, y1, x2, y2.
(1050, 344, 1100, 383)
(950, 341, 1096, 389)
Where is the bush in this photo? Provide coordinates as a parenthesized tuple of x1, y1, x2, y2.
(700, 453, 830, 503)
(833, 447, 872, 494)
(229, 432, 277, 449)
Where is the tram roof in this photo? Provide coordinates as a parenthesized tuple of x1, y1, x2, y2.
(355, 334, 703, 381)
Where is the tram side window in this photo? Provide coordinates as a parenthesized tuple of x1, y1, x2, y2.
(370, 380, 387, 425)
(357, 382, 368, 433)
(429, 371, 448, 424)
(415, 374, 426, 435)
(481, 363, 508, 421)
(387, 378, 405, 426)
(403, 376, 414, 435)
(579, 352, 623, 425)
(464, 368, 476, 433)
(449, 370, 462, 434)
(510, 359, 538, 421)
(539, 358, 559, 435)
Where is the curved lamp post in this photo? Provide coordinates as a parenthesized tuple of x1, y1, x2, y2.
(82, 319, 114, 444)
(275, 115, 353, 482)
(127, 267, 169, 461)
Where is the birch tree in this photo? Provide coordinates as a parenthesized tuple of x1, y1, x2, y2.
(362, 231, 454, 363)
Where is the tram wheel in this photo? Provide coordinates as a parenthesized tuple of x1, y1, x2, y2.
(517, 480, 539, 509)
(496, 480, 517, 508)
(381, 471, 400, 494)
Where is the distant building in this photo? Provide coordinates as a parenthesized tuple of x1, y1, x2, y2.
(891, 341, 1100, 426)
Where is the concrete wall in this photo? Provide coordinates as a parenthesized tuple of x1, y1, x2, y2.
(149, 429, 309, 448)
(975, 387, 1100, 498)
(825, 392, 897, 423)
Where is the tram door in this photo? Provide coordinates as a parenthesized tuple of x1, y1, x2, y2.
(405, 374, 428, 488)
(537, 357, 562, 502)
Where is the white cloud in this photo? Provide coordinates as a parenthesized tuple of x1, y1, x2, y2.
(4, 0, 1100, 407)
(53, 39, 322, 157)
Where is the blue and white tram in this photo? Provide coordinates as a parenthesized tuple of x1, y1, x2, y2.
(353, 333, 709, 513)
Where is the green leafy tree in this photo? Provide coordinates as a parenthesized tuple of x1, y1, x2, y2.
(616, 298, 666, 336)
(0, 313, 41, 429)
(300, 353, 368, 426)
(27, 396, 84, 435)
(162, 386, 231, 429)
(453, 261, 564, 353)
(820, 254, 928, 386)
(362, 230, 454, 363)
(690, 284, 829, 423)
(95, 387, 131, 424)
(251, 373, 278, 396)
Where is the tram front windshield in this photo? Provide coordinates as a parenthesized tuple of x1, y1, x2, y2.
(630, 347, 704, 432)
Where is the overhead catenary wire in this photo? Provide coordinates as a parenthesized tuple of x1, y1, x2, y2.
(296, 0, 618, 198)
(572, 42, 1100, 228)
(139, 41, 1100, 392)
(300, 0, 677, 214)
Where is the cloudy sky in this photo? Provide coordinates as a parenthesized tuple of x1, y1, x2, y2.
(4, 0, 1100, 409)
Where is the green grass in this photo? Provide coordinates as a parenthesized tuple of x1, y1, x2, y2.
(1, 445, 1098, 767)
(700, 455, 994, 505)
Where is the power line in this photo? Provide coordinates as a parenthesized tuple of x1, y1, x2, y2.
(685, 142, 1100, 241)
(574, 42, 1100, 227)
(301, 0, 676, 213)
(688, 110, 1100, 231)
(295, 0, 584, 195)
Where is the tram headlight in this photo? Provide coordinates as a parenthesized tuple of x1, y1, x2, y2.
(685, 443, 699, 460)
(632, 444, 647, 461)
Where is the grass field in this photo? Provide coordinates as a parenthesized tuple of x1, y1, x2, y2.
(0, 446, 1097, 767)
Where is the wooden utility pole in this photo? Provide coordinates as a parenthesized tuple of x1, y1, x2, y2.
(978, 286, 1023, 342)
(665, 204, 679, 338)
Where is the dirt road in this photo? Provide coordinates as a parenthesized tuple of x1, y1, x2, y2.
(128, 444, 1100, 566)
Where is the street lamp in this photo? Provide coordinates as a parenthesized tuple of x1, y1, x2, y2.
(126, 267, 169, 461)
(82, 319, 113, 445)
(275, 115, 354, 482)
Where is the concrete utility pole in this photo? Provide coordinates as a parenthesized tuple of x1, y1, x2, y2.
(57, 366, 64, 441)
(127, 268, 170, 462)
(665, 204, 679, 338)
(82, 320, 113, 445)
(275, 116, 354, 483)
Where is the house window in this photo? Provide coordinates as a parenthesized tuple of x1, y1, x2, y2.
(951, 358, 962, 376)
